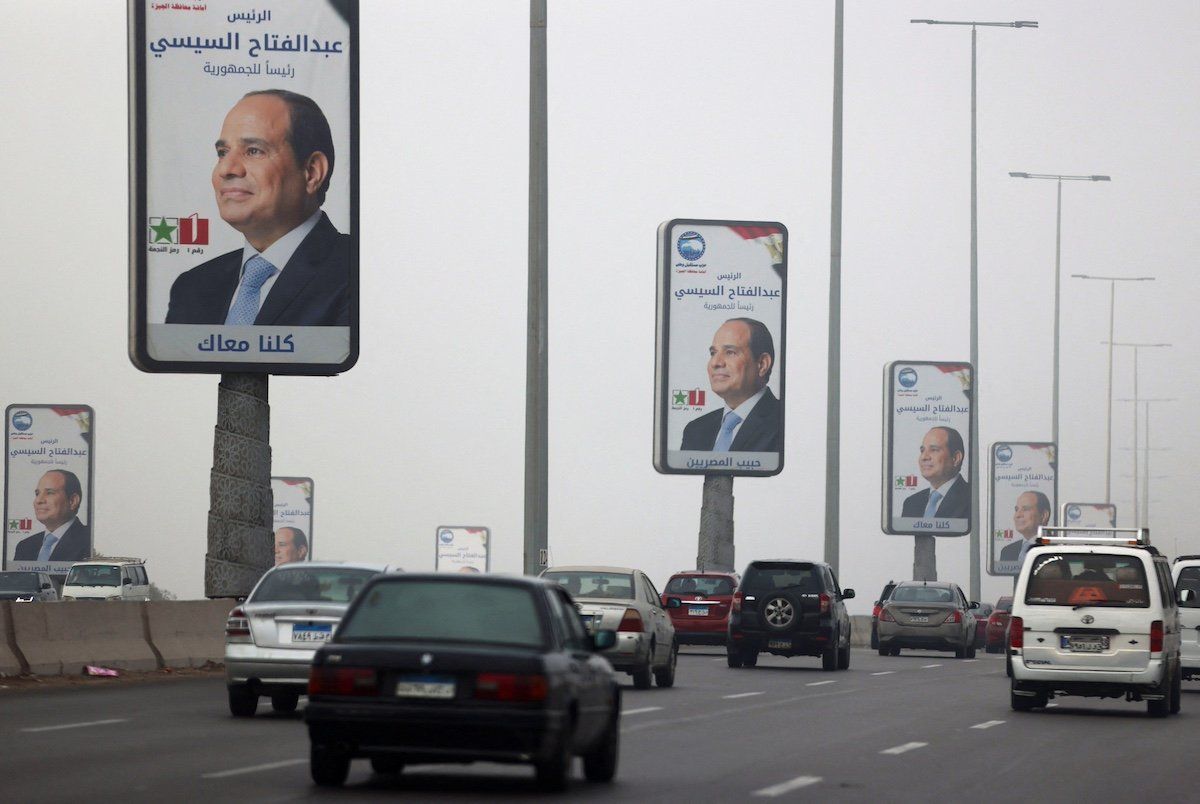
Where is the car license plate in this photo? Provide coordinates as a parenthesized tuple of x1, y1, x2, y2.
(291, 624, 332, 643)
(1062, 635, 1109, 652)
(767, 639, 791, 649)
(909, 616, 928, 624)
(688, 606, 709, 616)
(395, 675, 456, 699)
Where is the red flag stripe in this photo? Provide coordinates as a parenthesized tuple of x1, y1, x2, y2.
(729, 225, 782, 240)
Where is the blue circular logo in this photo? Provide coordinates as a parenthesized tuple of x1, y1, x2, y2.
(439, 529, 454, 545)
(11, 411, 32, 431)
(1066, 505, 1081, 522)
(897, 368, 918, 389)
(996, 445, 1013, 463)
(676, 231, 705, 261)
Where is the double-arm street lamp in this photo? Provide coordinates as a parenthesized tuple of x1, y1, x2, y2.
(1105, 341, 1171, 526)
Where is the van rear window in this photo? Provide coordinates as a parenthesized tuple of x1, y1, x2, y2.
(1024, 554, 1149, 607)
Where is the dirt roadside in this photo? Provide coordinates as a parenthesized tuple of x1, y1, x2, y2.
(0, 663, 224, 692)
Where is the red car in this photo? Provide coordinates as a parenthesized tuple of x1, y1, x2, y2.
(661, 571, 740, 645)
(985, 596, 1013, 653)
(972, 602, 994, 648)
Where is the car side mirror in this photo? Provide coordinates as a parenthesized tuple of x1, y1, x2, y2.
(970, 601, 980, 609)
(665, 597, 682, 609)
(1180, 589, 1195, 604)
(591, 629, 617, 651)
(842, 589, 855, 600)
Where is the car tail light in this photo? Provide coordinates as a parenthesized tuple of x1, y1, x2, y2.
(225, 608, 250, 641)
(880, 608, 895, 622)
(872, 604, 882, 618)
(943, 610, 962, 624)
(1009, 616, 1023, 649)
(475, 672, 548, 702)
(1151, 620, 1163, 653)
(732, 592, 744, 613)
(618, 608, 644, 632)
(308, 666, 378, 696)
(818, 594, 831, 615)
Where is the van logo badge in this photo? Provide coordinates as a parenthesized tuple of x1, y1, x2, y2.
(421, 653, 434, 667)
(1081, 615, 1095, 624)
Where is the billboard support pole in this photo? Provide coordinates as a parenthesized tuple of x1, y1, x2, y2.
(698, 475, 735, 572)
(913, 535, 937, 581)
(823, 0, 844, 576)
(205, 373, 273, 597)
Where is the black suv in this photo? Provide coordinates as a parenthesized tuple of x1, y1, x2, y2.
(727, 560, 855, 671)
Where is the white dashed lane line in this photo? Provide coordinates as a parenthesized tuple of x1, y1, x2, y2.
(921, 664, 943, 669)
(723, 691, 766, 700)
(21, 719, 128, 733)
(806, 680, 837, 687)
(201, 759, 307, 779)
(971, 720, 1006, 730)
(622, 706, 664, 716)
(871, 671, 896, 676)
(753, 775, 823, 797)
(880, 742, 928, 756)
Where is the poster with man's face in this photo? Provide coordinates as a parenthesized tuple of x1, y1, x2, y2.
(435, 527, 489, 573)
(271, 476, 313, 565)
(654, 219, 787, 476)
(1061, 502, 1118, 529)
(131, 0, 358, 374)
(4, 406, 95, 574)
(882, 362, 973, 536)
(989, 442, 1057, 576)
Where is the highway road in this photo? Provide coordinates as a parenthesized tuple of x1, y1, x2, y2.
(3, 647, 1194, 802)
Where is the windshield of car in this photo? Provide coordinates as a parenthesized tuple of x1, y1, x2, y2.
(890, 585, 954, 604)
(337, 580, 546, 648)
(251, 568, 378, 603)
(665, 575, 735, 596)
(65, 565, 121, 587)
(742, 563, 821, 593)
(1024, 553, 1150, 607)
(0, 572, 39, 593)
(1176, 567, 1200, 608)
(542, 571, 634, 600)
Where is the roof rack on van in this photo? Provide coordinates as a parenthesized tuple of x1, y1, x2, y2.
(74, 556, 145, 564)
(1174, 555, 1200, 563)
(1034, 526, 1149, 546)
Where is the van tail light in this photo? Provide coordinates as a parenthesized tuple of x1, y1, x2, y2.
(818, 594, 831, 615)
(1009, 616, 1024, 649)
(308, 666, 378, 697)
(225, 608, 251, 641)
(880, 608, 895, 622)
(733, 592, 744, 613)
(618, 608, 644, 632)
(1150, 620, 1164, 653)
(475, 672, 548, 702)
(943, 610, 962, 624)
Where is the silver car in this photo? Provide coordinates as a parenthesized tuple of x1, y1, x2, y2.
(541, 565, 680, 689)
(225, 562, 395, 716)
(0, 571, 59, 602)
(876, 580, 979, 658)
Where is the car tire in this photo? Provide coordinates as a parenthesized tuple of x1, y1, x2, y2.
(743, 650, 758, 668)
(878, 646, 890, 657)
(1010, 683, 1044, 712)
(760, 592, 803, 632)
(654, 641, 678, 687)
(954, 644, 966, 659)
(310, 744, 350, 787)
(965, 643, 976, 659)
(870, 624, 879, 650)
(726, 649, 744, 669)
(889, 646, 901, 656)
(271, 693, 300, 713)
(837, 642, 851, 670)
(1171, 660, 1182, 715)
(228, 685, 258, 718)
(582, 709, 619, 783)
(985, 643, 1000, 654)
(631, 656, 653, 689)
(370, 757, 405, 775)
(535, 727, 573, 791)
(821, 642, 837, 671)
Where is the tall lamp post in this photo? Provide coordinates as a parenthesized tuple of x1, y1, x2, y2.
(1008, 172, 1111, 445)
(1106, 342, 1171, 525)
(1118, 398, 1173, 528)
(910, 17, 1038, 600)
(1070, 274, 1155, 503)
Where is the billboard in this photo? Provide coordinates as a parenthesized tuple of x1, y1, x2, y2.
(989, 442, 1057, 576)
(654, 219, 787, 476)
(4, 406, 95, 573)
(1061, 502, 1117, 529)
(130, 0, 359, 374)
(882, 362, 973, 536)
(435, 526, 489, 573)
(271, 476, 313, 565)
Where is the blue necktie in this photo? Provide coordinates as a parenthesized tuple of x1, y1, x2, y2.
(225, 255, 277, 325)
(713, 411, 742, 452)
(923, 489, 943, 518)
(37, 533, 59, 562)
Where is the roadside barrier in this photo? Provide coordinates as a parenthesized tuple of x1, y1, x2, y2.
(145, 599, 234, 669)
(0, 602, 27, 675)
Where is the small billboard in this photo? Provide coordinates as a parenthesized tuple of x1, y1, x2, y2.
(1061, 502, 1117, 529)
(989, 442, 1057, 576)
(435, 527, 490, 573)
(271, 476, 313, 565)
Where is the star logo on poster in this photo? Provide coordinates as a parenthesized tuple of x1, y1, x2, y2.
(150, 217, 177, 243)
(673, 390, 687, 405)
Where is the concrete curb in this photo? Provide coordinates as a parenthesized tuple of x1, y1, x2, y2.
(11, 601, 159, 675)
(0, 602, 29, 676)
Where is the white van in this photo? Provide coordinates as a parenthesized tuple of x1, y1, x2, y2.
(1171, 555, 1200, 680)
(62, 559, 151, 601)
(1009, 527, 1182, 717)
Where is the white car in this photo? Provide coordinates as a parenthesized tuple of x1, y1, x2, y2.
(1009, 527, 1182, 717)
(1171, 555, 1200, 680)
(62, 559, 150, 601)
(541, 565, 680, 689)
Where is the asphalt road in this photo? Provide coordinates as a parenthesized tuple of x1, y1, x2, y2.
(3, 647, 1196, 802)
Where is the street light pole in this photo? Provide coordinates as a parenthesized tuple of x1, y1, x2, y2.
(1008, 172, 1111, 445)
(911, 17, 1038, 601)
(1105, 341, 1170, 526)
(1117, 397, 1174, 528)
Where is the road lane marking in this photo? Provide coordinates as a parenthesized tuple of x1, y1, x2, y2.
(202, 759, 307, 779)
(971, 720, 1005, 730)
(723, 691, 765, 699)
(22, 718, 127, 733)
(1046, 703, 1059, 708)
(754, 776, 822, 797)
(871, 671, 896, 676)
(880, 742, 927, 755)
(622, 706, 663, 716)
(806, 680, 837, 687)
(963, 659, 977, 663)
(621, 688, 855, 734)
(921, 664, 943, 668)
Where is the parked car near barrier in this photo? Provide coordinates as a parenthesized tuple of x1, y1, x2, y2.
(62, 559, 149, 601)
(0, 571, 58, 602)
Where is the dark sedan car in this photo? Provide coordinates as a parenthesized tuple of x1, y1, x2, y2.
(305, 574, 622, 791)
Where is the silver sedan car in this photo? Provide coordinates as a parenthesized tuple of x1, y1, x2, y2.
(541, 565, 680, 689)
(225, 562, 395, 716)
(876, 580, 979, 659)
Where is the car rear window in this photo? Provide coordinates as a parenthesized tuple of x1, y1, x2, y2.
(0, 572, 39, 593)
(742, 563, 821, 594)
(543, 571, 634, 600)
(665, 575, 736, 596)
(890, 586, 954, 604)
(251, 568, 377, 603)
(1024, 553, 1150, 608)
(1177, 566, 1200, 608)
(337, 580, 545, 648)
(65, 565, 121, 587)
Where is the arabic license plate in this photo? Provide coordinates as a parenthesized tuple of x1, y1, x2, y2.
(909, 616, 929, 624)
(291, 624, 332, 643)
(767, 639, 791, 649)
(395, 675, 456, 699)
(688, 606, 709, 616)
(1063, 635, 1108, 653)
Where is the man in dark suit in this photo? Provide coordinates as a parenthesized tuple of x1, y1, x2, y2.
(901, 426, 970, 518)
(681, 318, 781, 452)
(165, 89, 349, 326)
(13, 470, 91, 563)
(999, 490, 1052, 561)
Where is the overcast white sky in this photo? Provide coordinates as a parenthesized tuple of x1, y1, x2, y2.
(2, 1, 1197, 608)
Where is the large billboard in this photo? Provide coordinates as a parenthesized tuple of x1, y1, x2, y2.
(654, 219, 787, 476)
(882, 362, 973, 536)
(989, 442, 1057, 576)
(272, 476, 313, 565)
(4, 406, 95, 573)
(435, 526, 490, 573)
(129, 0, 358, 374)
(1061, 502, 1117, 529)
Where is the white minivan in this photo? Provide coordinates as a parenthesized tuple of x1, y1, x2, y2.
(1009, 528, 1182, 717)
(62, 559, 151, 601)
(1171, 555, 1200, 680)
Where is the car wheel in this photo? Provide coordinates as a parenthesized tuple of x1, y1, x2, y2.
(535, 727, 573, 791)
(726, 648, 744, 669)
(878, 646, 889, 657)
(870, 624, 878, 650)
(631, 656, 653, 689)
(890, 646, 901, 656)
(760, 593, 803, 632)
(965, 643, 976, 660)
(310, 744, 350, 787)
(743, 650, 758, 668)
(370, 756, 405, 775)
(821, 642, 837, 671)
(271, 693, 300, 713)
(1010, 683, 1043, 712)
(582, 709, 619, 783)
(954, 644, 966, 659)
(985, 643, 1000, 654)
(1171, 660, 1182, 715)
(654, 641, 678, 687)
(228, 685, 258, 718)
(837, 643, 851, 670)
